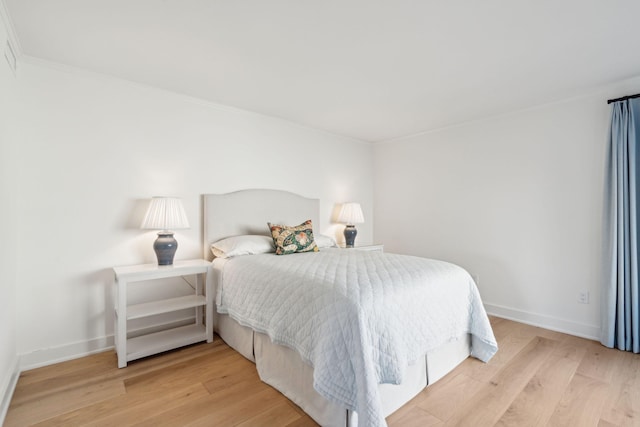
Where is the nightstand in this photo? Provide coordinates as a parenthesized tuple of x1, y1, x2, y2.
(339, 243, 384, 252)
(112, 259, 212, 368)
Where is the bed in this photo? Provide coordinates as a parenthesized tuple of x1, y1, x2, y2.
(202, 189, 497, 427)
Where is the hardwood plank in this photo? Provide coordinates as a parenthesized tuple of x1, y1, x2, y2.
(547, 373, 609, 426)
(122, 346, 238, 392)
(552, 334, 589, 362)
(489, 315, 505, 325)
(14, 351, 118, 388)
(284, 416, 323, 427)
(131, 378, 275, 426)
(576, 340, 622, 383)
(455, 327, 537, 383)
(415, 373, 484, 421)
(388, 406, 443, 427)
(454, 357, 504, 386)
(12, 340, 227, 406)
(87, 383, 210, 427)
(9, 353, 119, 406)
(443, 336, 557, 426)
(182, 387, 285, 427)
(488, 316, 516, 341)
(599, 350, 640, 426)
(34, 383, 209, 427)
(4, 378, 125, 426)
(16, 340, 224, 389)
(235, 400, 302, 427)
(495, 352, 580, 426)
(281, 399, 320, 425)
(201, 356, 261, 394)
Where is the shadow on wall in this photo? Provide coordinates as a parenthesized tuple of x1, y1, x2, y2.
(119, 198, 152, 230)
(82, 268, 115, 349)
(459, 251, 522, 313)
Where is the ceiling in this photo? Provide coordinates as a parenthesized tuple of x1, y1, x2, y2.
(5, 1, 640, 142)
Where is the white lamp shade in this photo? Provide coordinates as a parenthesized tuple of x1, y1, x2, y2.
(141, 197, 190, 230)
(338, 202, 364, 225)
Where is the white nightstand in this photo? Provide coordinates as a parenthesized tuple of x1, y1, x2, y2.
(112, 259, 212, 368)
(339, 243, 384, 252)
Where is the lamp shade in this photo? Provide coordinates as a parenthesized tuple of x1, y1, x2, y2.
(141, 197, 190, 231)
(337, 202, 364, 225)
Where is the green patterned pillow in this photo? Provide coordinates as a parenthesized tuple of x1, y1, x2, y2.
(268, 220, 319, 255)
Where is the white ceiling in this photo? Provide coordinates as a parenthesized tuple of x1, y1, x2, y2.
(5, 0, 640, 142)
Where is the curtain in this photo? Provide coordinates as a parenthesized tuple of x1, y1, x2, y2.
(602, 97, 640, 352)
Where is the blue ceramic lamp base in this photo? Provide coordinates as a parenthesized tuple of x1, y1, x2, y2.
(343, 225, 358, 248)
(154, 232, 178, 265)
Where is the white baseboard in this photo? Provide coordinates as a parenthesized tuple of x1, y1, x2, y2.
(0, 355, 19, 426)
(19, 316, 197, 371)
(20, 334, 115, 371)
(484, 303, 600, 341)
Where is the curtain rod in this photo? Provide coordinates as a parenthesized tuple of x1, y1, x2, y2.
(607, 93, 640, 104)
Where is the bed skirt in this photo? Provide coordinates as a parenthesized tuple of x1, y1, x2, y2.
(213, 311, 470, 426)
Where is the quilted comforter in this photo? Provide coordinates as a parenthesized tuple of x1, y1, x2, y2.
(215, 248, 497, 427)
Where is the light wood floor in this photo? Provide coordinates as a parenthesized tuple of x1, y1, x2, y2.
(5, 317, 640, 426)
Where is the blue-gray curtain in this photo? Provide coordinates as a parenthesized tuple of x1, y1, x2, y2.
(602, 97, 640, 352)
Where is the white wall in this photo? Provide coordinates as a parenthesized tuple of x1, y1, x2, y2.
(0, 8, 19, 420)
(8, 18, 639, 380)
(12, 58, 374, 369)
(374, 77, 640, 339)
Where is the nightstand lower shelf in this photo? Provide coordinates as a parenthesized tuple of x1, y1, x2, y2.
(126, 324, 206, 363)
(125, 295, 206, 320)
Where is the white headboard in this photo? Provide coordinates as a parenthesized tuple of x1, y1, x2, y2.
(202, 189, 320, 261)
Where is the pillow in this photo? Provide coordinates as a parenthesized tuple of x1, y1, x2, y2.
(268, 220, 319, 255)
(315, 234, 338, 248)
(211, 235, 275, 258)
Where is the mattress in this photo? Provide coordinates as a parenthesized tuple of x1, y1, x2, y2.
(211, 248, 497, 427)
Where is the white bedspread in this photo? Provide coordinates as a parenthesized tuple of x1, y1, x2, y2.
(215, 248, 497, 427)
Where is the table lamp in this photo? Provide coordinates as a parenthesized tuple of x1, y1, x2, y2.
(338, 202, 364, 248)
(141, 197, 190, 265)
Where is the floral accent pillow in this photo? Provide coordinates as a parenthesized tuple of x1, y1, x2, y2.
(268, 220, 319, 255)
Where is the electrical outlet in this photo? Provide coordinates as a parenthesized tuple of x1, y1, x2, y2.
(578, 290, 590, 304)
